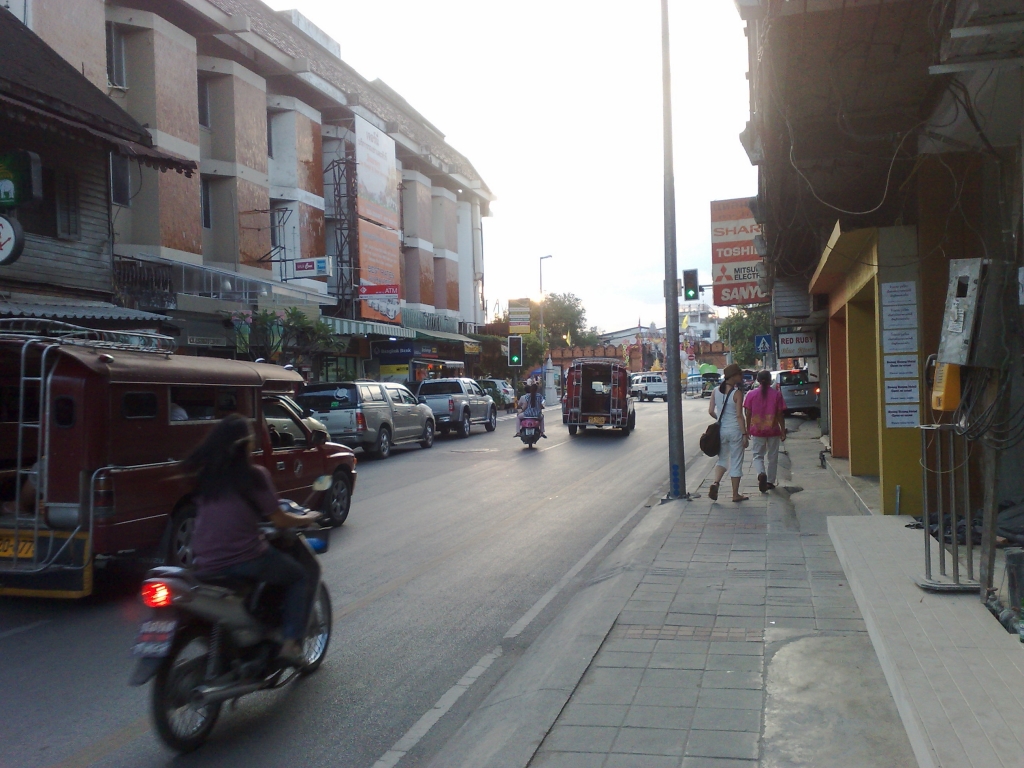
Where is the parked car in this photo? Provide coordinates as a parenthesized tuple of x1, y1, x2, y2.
(630, 372, 668, 402)
(772, 368, 820, 418)
(415, 378, 497, 437)
(295, 381, 434, 459)
(0, 323, 356, 598)
(477, 378, 515, 412)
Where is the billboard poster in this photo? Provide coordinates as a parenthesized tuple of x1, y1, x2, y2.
(777, 330, 818, 358)
(710, 198, 769, 306)
(508, 298, 532, 333)
(354, 115, 399, 230)
(358, 219, 402, 323)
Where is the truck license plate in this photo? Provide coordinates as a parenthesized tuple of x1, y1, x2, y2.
(793, 389, 807, 396)
(588, 416, 606, 425)
(0, 535, 33, 559)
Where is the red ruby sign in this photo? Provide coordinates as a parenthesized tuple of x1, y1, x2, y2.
(710, 198, 769, 307)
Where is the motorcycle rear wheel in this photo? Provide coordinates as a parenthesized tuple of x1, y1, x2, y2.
(152, 627, 221, 753)
(300, 584, 332, 674)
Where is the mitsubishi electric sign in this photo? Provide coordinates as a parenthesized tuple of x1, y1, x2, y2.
(710, 198, 769, 306)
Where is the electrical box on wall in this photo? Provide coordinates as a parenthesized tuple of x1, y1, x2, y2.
(937, 259, 982, 366)
(931, 363, 960, 412)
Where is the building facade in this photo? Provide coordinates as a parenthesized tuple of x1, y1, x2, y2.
(8, 0, 492, 374)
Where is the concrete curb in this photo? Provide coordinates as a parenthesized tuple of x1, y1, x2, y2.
(424, 497, 685, 768)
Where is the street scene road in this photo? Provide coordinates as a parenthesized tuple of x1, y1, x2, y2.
(1, 399, 710, 768)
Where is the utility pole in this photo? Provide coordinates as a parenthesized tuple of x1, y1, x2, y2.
(661, 0, 686, 498)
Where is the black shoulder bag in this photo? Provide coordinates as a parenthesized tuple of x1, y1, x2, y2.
(699, 386, 731, 457)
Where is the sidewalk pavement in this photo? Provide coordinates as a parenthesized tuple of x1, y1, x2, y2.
(525, 417, 917, 768)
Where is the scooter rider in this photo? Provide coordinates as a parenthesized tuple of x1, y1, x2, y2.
(185, 414, 319, 665)
(515, 380, 547, 439)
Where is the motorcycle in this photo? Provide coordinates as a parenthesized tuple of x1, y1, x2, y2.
(129, 495, 333, 753)
(519, 417, 542, 448)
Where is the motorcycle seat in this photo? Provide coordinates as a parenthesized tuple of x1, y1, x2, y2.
(194, 573, 258, 595)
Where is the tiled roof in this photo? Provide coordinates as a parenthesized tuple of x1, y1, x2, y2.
(206, 0, 490, 190)
(0, 302, 170, 322)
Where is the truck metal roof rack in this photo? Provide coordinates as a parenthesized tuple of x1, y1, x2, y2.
(0, 318, 177, 354)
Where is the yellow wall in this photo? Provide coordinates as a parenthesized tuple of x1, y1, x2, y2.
(846, 287, 880, 476)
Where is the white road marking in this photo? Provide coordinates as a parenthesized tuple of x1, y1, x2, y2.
(0, 619, 49, 641)
(370, 491, 657, 766)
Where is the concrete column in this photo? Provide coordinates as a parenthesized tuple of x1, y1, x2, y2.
(846, 287, 879, 476)
(828, 311, 849, 458)
(471, 201, 485, 324)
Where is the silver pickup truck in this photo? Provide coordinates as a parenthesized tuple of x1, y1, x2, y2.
(415, 378, 497, 437)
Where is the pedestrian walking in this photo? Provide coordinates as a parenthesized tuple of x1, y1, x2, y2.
(744, 369, 787, 493)
(707, 363, 749, 502)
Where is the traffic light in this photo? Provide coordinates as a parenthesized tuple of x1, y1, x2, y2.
(682, 269, 699, 301)
(508, 335, 523, 367)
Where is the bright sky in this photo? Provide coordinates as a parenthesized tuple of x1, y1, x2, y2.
(266, 0, 756, 333)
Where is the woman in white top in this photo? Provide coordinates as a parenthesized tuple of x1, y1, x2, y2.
(707, 363, 749, 502)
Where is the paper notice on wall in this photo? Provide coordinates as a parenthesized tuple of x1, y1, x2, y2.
(883, 354, 919, 379)
(882, 303, 918, 330)
(883, 328, 918, 354)
(885, 405, 920, 429)
(885, 380, 920, 404)
(880, 281, 916, 306)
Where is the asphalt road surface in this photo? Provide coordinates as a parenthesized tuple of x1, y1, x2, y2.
(0, 396, 713, 768)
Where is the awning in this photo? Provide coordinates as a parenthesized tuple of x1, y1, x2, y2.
(415, 328, 477, 344)
(322, 316, 415, 339)
(0, 301, 170, 323)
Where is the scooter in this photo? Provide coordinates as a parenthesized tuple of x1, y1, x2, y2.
(129, 498, 333, 753)
(519, 417, 542, 449)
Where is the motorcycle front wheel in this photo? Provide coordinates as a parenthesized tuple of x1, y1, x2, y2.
(301, 583, 332, 674)
(152, 627, 221, 753)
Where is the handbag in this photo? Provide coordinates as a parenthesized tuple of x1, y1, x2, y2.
(699, 386, 730, 457)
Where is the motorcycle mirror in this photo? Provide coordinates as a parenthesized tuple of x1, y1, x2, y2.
(311, 475, 333, 492)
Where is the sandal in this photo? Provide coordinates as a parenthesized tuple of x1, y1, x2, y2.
(732, 495, 749, 502)
(708, 482, 719, 501)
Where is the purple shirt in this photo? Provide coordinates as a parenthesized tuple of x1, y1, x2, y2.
(743, 386, 786, 437)
(191, 465, 279, 572)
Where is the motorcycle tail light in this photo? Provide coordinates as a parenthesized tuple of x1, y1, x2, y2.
(356, 413, 367, 432)
(142, 581, 173, 608)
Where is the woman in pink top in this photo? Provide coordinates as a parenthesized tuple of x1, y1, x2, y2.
(743, 370, 787, 493)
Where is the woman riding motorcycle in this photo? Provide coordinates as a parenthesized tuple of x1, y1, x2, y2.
(515, 381, 546, 439)
(185, 414, 319, 665)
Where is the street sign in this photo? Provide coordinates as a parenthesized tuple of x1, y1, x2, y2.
(754, 334, 772, 355)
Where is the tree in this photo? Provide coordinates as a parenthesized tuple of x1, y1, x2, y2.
(471, 331, 546, 379)
(533, 292, 599, 349)
(232, 307, 344, 368)
(717, 305, 771, 367)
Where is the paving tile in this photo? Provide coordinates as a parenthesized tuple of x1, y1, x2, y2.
(684, 729, 760, 760)
(696, 687, 764, 710)
(670, 601, 718, 615)
(664, 613, 715, 627)
(585, 667, 645, 687)
(708, 642, 763, 656)
(593, 651, 651, 668)
(558, 703, 628, 727)
(765, 617, 816, 629)
(531, 752, 606, 768)
(653, 639, 710, 654)
(700, 670, 763, 689)
(680, 756, 758, 767)
(714, 604, 764, 617)
(764, 605, 815, 618)
(714, 615, 764, 629)
(612, 726, 687, 756)
(641, 668, 703, 688)
(573, 684, 638, 705)
(604, 755, 681, 768)
(618, 610, 668, 625)
(632, 685, 700, 707)
(624, 704, 694, 729)
(648, 652, 709, 670)
(690, 706, 761, 732)
(605, 639, 658, 653)
(625, 599, 673, 611)
(815, 618, 867, 631)
(543, 725, 619, 753)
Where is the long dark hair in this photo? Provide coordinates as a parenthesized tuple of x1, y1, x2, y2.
(528, 382, 539, 410)
(183, 413, 260, 499)
(757, 369, 772, 399)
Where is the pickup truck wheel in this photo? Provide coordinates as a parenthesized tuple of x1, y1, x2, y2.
(165, 505, 196, 567)
(324, 472, 351, 526)
(420, 421, 435, 449)
(374, 427, 392, 459)
(568, 424, 578, 436)
(457, 412, 471, 438)
(484, 407, 497, 432)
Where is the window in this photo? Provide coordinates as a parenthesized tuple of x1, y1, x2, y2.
(110, 153, 131, 207)
(105, 22, 126, 88)
(169, 387, 239, 422)
(384, 385, 404, 404)
(122, 392, 158, 419)
(55, 170, 79, 239)
(399, 388, 418, 406)
(54, 397, 75, 428)
(418, 381, 462, 396)
(197, 77, 210, 127)
(200, 178, 212, 229)
(263, 401, 308, 449)
(266, 113, 274, 157)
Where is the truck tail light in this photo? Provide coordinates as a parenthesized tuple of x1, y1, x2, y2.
(356, 413, 367, 433)
(814, 386, 820, 395)
(93, 472, 114, 511)
(141, 581, 173, 608)
(448, 397, 454, 413)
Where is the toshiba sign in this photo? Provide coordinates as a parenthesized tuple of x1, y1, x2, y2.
(710, 198, 769, 307)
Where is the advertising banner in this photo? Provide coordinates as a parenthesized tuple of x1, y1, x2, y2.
(710, 198, 769, 306)
(354, 115, 399, 230)
(358, 219, 402, 323)
(291, 257, 332, 279)
(509, 298, 532, 333)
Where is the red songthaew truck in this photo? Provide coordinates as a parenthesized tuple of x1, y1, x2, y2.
(562, 358, 636, 437)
